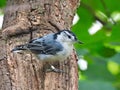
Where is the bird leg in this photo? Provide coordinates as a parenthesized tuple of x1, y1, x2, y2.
(46, 64, 65, 73)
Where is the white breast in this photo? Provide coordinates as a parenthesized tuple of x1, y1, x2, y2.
(58, 43, 73, 58)
(36, 43, 73, 62)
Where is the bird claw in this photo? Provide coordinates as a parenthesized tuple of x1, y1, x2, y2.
(46, 65, 65, 73)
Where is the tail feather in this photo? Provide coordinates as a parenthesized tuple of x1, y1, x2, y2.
(11, 44, 28, 52)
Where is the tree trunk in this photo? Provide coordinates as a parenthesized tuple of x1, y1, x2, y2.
(0, 0, 79, 90)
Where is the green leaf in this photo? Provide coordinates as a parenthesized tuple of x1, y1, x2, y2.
(81, 0, 105, 12)
(0, 0, 6, 7)
(95, 10, 108, 23)
(103, 0, 120, 13)
(109, 24, 120, 42)
(83, 56, 115, 81)
(97, 46, 116, 58)
(107, 61, 119, 75)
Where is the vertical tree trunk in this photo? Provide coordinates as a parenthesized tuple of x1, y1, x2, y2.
(0, 0, 79, 90)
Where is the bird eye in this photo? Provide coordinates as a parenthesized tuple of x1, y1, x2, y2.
(68, 35, 71, 39)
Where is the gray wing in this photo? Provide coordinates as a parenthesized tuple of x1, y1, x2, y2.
(27, 35, 63, 55)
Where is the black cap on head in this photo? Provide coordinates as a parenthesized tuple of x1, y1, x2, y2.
(54, 30, 83, 44)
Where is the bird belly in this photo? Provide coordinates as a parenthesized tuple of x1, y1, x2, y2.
(36, 46, 73, 62)
(36, 53, 67, 62)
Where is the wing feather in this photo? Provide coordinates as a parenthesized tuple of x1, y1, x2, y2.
(27, 40, 63, 55)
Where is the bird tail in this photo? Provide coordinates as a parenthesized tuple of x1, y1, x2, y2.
(11, 44, 28, 52)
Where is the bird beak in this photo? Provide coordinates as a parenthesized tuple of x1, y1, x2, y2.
(76, 40, 84, 44)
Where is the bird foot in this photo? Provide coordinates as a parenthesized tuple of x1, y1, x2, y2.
(46, 65, 65, 73)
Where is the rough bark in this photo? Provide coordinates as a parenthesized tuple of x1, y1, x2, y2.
(0, 0, 79, 90)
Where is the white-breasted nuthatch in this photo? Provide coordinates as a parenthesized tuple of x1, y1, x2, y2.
(11, 30, 83, 72)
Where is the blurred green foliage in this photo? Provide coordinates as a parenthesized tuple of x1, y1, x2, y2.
(0, 0, 6, 7)
(0, 0, 120, 90)
(72, 0, 120, 90)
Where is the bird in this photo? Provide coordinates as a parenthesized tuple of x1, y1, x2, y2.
(11, 30, 83, 72)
